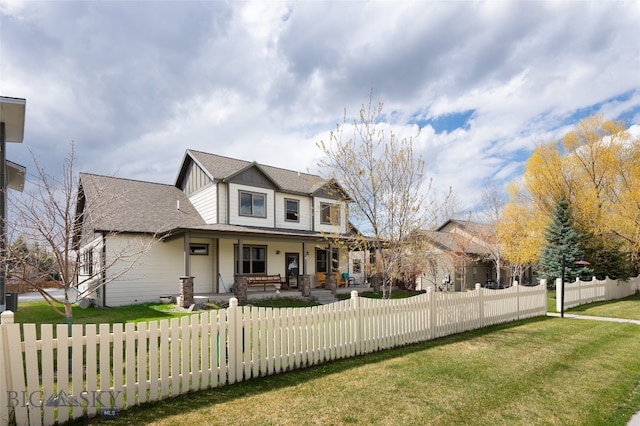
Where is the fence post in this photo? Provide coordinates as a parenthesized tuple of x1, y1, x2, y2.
(227, 298, 239, 384)
(0, 311, 14, 426)
(515, 281, 520, 321)
(350, 291, 360, 356)
(555, 277, 562, 314)
(578, 276, 582, 306)
(476, 283, 483, 328)
(427, 287, 435, 339)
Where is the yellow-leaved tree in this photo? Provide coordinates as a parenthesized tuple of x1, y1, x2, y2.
(503, 114, 639, 277)
(496, 182, 545, 283)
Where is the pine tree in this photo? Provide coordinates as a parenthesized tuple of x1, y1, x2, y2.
(539, 199, 592, 284)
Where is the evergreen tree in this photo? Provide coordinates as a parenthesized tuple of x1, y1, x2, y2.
(582, 236, 634, 280)
(539, 199, 592, 284)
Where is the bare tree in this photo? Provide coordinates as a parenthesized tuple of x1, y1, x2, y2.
(318, 91, 436, 298)
(6, 144, 155, 326)
(478, 183, 506, 285)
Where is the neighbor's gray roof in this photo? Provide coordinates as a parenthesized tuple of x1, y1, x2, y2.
(78, 173, 205, 234)
(436, 219, 494, 236)
(185, 149, 327, 195)
(421, 230, 492, 256)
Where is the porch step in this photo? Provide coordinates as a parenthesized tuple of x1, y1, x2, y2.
(312, 289, 339, 305)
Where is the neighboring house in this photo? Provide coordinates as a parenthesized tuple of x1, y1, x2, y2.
(416, 219, 514, 291)
(75, 149, 363, 307)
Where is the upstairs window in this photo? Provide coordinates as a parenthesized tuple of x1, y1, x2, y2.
(320, 202, 340, 225)
(239, 191, 266, 217)
(285, 198, 299, 222)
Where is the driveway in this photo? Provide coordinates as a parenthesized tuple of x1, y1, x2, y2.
(13, 288, 66, 302)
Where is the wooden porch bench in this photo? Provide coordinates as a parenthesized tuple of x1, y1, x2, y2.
(246, 274, 285, 291)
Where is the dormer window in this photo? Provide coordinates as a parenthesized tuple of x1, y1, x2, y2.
(239, 191, 266, 217)
(320, 202, 340, 225)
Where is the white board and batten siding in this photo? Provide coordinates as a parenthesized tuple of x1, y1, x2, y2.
(189, 184, 218, 224)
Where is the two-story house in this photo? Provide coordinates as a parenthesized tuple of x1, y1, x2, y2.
(75, 149, 359, 307)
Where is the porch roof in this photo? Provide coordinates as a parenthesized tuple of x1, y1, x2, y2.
(163, 223, 353, 243)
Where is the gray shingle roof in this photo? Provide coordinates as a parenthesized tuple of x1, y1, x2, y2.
(78, 173, 205, 234)
(186, 149, 326, 194)
(421, 230, 492, 256)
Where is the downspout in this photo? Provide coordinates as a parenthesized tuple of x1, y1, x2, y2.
(0, 123, 5, 311)
(238, 239, 243, 274)
(101, 232, 107, 307)
(302, 242, 307, 276)
(227, 183, 231, 224)
(215, 238, 220, 292)
(312, 197, 316, 232)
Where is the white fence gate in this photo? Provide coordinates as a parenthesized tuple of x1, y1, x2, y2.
(1, 284, 546, 426)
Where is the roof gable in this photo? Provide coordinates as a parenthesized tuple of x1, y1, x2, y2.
(178, 149, 348, 197)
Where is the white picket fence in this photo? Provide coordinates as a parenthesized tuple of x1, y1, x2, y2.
(555, 276, 640, 312)
(1, 284, 546, 426)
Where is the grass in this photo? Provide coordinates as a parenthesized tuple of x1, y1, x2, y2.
(69, 315, 640, 426)
(567, 293, 640, 320)
(11, 297, 321, 325)
(10, 301, 192, 325)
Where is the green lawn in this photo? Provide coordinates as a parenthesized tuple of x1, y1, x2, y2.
(69, 316, 640, 426)
(567, 293, 640, 320)
(14, 291, 640, 425)
(10, 301, 191, 325)
(10, 297, 320, 325)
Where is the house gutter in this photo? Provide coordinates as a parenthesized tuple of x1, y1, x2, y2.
(101, 231, 107, 307)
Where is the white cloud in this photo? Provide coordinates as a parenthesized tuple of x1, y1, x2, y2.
(1, 0, 639, 215)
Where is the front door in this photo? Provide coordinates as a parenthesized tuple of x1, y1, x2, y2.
(285, 253, 299, 289)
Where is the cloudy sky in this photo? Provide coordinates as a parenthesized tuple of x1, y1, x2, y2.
(1, 1, 639, 215)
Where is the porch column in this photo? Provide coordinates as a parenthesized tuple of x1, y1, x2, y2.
(234, 275, 248, 303)
(178, 276, 194, 308)
(183, 232, 191, 277)
(327, 272, 337, 295)
(300, 275, 310, 297)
